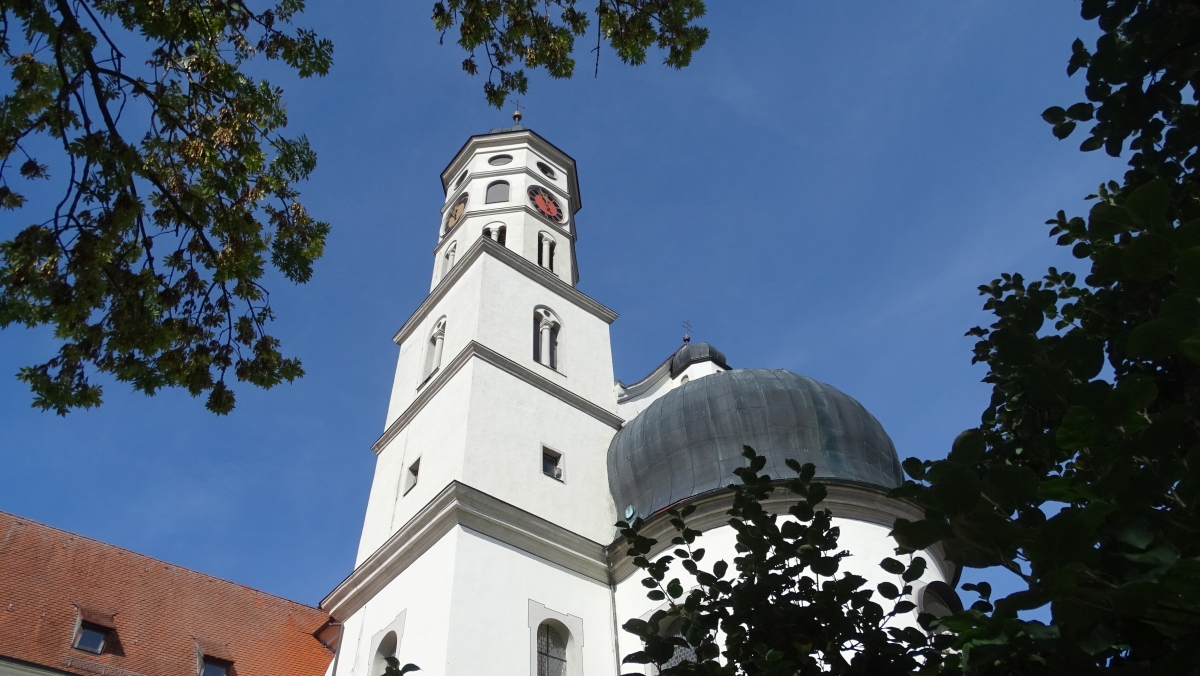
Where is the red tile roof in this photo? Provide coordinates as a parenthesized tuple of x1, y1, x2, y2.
(0, 511, 334, 676)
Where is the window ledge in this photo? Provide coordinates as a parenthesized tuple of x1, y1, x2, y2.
(534, 361, 567, 378)
(416, 367, 440, 390)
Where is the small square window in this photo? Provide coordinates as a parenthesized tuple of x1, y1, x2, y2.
(200, 658, 230, 676)
(73, 624, 107, 654)
(542, 449, 562, 481)
(404, 458, 420, 495)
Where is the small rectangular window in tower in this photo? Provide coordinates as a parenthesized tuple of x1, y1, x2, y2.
(72, 624, 108, 655)
(542, 448, 562, 481)
(404, 458, 421, 495)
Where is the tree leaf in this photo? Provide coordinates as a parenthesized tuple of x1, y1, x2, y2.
(1056, 406, 1101, 449)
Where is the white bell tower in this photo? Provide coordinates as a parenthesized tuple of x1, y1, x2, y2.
(321, 121, 624, 676)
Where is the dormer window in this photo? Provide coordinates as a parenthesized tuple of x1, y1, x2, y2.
(72, 623, 108, 654)
(200, 657, 231, 676)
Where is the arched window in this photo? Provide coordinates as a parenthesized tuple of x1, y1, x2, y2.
(537, 232, 556, 271)
(422, 318, 446, 383)
(917, 581, 963, 633)
(533, 308, 560, 370)
(661, 620, 697, 669)
(371, 631, 397, 676)
(482, 223, 507, 246)
(485, 181, 510, 204)
(442, 241, 457, 277)
(535, 623, 567, 676)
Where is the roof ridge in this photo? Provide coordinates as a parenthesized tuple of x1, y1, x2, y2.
(0, 509, 327, 615)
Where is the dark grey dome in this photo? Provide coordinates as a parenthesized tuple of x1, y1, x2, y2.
(670, 342, 728, 378)
(608, 369, 903, 520)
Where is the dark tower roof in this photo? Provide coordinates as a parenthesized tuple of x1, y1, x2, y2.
(669, 342, 728, 378)
(608, 369, 903, 520)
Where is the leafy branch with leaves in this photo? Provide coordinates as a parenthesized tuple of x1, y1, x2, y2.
(618, 447, 959, 676)
(0, 0, 332, 414)
(431, 0, 709, 108)
(890, 0, 1200, 672)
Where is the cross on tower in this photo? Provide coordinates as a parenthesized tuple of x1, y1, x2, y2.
(682, 320, 692, 344)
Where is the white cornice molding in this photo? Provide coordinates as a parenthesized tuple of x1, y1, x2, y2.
(441, 131, 582, 214)
(372, 339, 622, 453)
(434, 205, 574, 254)
(397, 238, 615, 346)
(443, 166, 573, 207)
(605, 482, 957, 585)
(319, 481, 608, 621)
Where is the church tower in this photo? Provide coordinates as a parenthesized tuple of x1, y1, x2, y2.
(319, 120, 961, 676)
(321, 121, 624, 676)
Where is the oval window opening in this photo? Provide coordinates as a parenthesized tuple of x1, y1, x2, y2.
(488, 154, 513, 166)
(537, 161, 556, 179)
(453, 170, 467, 189)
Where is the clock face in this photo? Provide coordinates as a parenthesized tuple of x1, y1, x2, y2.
(528, 185, 564, 223)
(445, 194, 468, 232)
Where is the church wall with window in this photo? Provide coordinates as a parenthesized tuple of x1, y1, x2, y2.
(472, 256, 615, 406)
(337, 527, 459, 676)
(443, 528, 615, 676)
(458, 360, 619, 543)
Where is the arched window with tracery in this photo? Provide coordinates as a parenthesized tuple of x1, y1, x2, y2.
(537, 232, 556, 271)
(371, 632, 397, 676)
(533, 308, 560, 370)
(422, 318, 446, 383)
(536, 623, 567, 676)
(485, 181, 510, 204)
(482, 223, 507, 246)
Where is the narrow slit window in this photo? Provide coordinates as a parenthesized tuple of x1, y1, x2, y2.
(542, 449, 562, 480)
(404, 458, 420, 494)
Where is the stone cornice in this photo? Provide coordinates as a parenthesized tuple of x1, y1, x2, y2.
(435, 205, 574, 255)
(441, 166, 573, 215)
(605, 482, 956, 585)
(319, 481, 608, 621)
(440, 130, 581, 214)
(395, 237, 616, 347)
(372, 339, 622, 453)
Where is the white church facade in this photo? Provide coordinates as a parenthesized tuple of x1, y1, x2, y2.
(316, 121, 961, 676)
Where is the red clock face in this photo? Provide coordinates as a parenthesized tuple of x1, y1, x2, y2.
(528, 185, 564, 223)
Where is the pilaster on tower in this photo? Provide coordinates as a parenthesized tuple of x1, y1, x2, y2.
(430, 124, 581, 291)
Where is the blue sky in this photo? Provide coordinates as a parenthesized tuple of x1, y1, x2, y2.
(1, 1, 1116, 609)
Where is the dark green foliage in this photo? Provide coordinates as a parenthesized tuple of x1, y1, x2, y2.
(618, 447, 959, 676)
(0, 0, 333, 414)
(892, 1, 1200, 672)
(382, 657, 419, 676)
(431, 0, 709, 108)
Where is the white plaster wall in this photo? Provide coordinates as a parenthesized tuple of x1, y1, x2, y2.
(446, 527, 618, 676)
(612, 518, 949, 672)
(475, 256, 615, 407)
(387, 261, 485, 426)
(338, 526, 619, 676)
(335, 527, 460, 676)
(359, 363, 477, 563)
(462, 359, 619, 542)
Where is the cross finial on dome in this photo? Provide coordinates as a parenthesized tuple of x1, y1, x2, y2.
(512, 99, 524, 125)
(682, 319, 692, 344)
